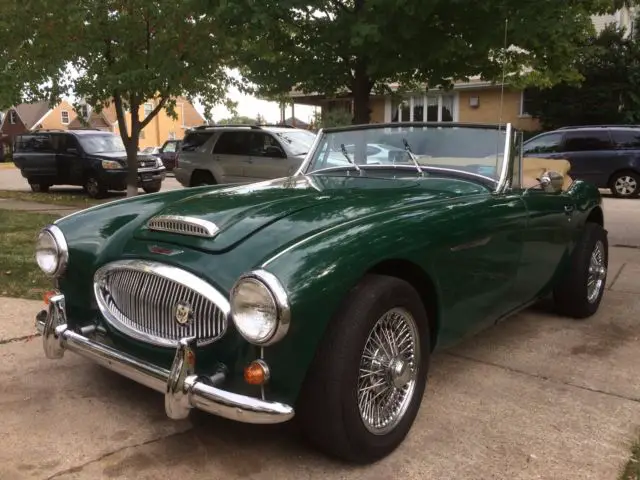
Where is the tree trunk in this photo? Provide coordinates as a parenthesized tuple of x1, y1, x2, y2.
(352, 60, 373, 125)
(126, 100, 141, 197)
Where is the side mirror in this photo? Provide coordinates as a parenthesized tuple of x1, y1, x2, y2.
(539, 170, 564, 193)
(265, 145, 286, 158)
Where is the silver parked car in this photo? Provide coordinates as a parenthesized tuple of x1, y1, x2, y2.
(173, 124, 317, 186)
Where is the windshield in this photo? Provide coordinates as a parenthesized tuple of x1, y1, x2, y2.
(304, 125, 507, 182)
(78, 134, 126, 154)
(275, 130, 317, 156)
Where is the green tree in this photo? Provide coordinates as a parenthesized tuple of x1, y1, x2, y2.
(234, 0, 626, 124)
(0, 0, 239, 196)
(217, 115, 259, 124)
(526, 22, 640, 130)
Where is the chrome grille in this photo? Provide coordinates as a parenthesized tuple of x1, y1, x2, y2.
(147, 215, 219, 238)
(138, 159, 156, 168)
(94, 260, 229, 347)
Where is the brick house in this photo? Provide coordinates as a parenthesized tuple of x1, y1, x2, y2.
(0, 100, 78, 153)
(69, 96, 206, 149)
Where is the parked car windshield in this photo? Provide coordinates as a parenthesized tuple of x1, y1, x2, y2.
(304, 124, 507, 182)
(78, 134, 126, 154)
(275, 130, 317, 156)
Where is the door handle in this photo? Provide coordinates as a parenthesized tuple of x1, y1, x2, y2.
(564, 204, 575, 215)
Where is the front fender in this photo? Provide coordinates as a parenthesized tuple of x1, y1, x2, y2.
(257, 210, 442, 405)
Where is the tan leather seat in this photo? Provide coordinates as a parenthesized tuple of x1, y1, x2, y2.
(522, 157, 573, 190)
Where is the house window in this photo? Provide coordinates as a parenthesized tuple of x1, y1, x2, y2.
(144, 103, 153, 119)
(79, 105, 89, 118)
(9, 110, 17, 124)
(520, 89, 534, 117)
(390, 94, 455, 122)
(61, 111, 70, 124)
(168, 131, 177, 140)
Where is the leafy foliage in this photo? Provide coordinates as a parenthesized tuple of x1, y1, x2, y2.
(0, 0, 241, 195)
(526, 22, 640, 130)
(217, 115, 260, 125)
(234, 0, 628, 124)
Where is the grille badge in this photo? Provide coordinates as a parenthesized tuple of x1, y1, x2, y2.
(174, 301, 192, 326)
(148, 245, 183, 256)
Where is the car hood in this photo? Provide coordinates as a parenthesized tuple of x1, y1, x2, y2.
(132, 175, 470, 254)
(90, 151, 158, 164)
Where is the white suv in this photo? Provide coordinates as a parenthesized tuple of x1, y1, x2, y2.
(173, 124, 317, 187)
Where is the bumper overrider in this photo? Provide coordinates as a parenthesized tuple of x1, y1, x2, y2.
(35, 294, 295, 424)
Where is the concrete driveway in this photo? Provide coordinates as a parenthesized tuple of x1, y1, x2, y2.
(1, 167, 640, 479)
(1, 259, 640, 479)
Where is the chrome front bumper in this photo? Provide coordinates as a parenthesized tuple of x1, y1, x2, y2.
(35, 294, 294, 424)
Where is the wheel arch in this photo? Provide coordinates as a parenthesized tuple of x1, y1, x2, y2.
(190, 168, 217, 186)
(586, 205, 604, 227)
(367, 259, 440, 351)
(607, 168, 640, 186)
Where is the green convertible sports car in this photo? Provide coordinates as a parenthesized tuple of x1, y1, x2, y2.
(35, 122, 607, 464)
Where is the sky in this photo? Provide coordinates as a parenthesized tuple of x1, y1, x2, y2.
(204, 82, 319, 124)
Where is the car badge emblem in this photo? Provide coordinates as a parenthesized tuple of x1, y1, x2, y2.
(174, 301, 192, 326)
(148, 245, 183, 256)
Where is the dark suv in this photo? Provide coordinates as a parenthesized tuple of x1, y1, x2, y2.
(13, 129, 166, 198)
(522, 125, 640, 198)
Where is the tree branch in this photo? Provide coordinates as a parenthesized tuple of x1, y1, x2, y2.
(139, 95, 168, 130)
(113, 91, 129, 140)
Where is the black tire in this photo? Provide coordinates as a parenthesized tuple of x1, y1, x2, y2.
(29, 182, 50, 193)
(553, 222, 608, 319)
(608, 170, 640, 198)
(190, 170, 216, 187)
(84, 175, 108, 199)
(142, 183, 162, 194)
(297, 274, 431, 464)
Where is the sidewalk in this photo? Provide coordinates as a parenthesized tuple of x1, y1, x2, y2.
(0, 247, 638, 479)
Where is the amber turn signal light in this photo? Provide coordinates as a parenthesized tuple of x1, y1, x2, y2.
(244, 360, 270, 385)
(43, 290, 58, 305)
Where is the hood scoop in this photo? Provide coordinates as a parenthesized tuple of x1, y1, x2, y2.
(146, 215, 220, 238)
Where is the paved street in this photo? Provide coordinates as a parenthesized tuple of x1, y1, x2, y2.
(2, 165, 639, 246)
(1, 166, 640, 479)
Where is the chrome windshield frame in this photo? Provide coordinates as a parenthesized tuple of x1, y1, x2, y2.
(297, 122, 515, 193)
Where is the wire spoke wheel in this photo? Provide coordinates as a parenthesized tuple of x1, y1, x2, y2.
(357, 307, 420, 435)
(587, 239, 606, 304)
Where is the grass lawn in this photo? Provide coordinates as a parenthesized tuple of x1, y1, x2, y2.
(0, 189, 110, 208)
(0, 209, 61, 300)
(619, 440, 640, 480)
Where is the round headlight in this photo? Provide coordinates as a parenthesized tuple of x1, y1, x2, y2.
(230, 271, 290, 346)
(35, 225, 68, 277)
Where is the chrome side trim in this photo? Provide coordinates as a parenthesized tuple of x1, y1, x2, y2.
(296, 127, 325, 175)
(146, 215, 220, 238)
(94, 259, 230, 348)
(495, 122, 513, 194)
(230, 269, 291, 346)
(38, 295, 294, 424)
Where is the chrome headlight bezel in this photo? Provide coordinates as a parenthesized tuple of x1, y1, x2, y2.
(230, 270, 290, 346)
(35, 224, 69, 277)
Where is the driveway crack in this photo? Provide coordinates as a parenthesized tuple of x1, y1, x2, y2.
(43, 428, 192, 480)
(0, 333, 40, 346)
(444, 351, 640, 404)
(608, 262, 626, 290)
